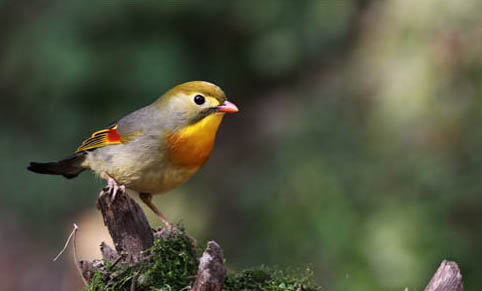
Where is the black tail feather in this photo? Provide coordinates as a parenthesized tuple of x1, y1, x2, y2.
(28, 152, 87, 179)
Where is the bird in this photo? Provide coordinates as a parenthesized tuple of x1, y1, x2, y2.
(28, 81, 239, 228)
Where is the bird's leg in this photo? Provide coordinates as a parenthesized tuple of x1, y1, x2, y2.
(100, 172, 125, 202)
(139, 193, 173, 229)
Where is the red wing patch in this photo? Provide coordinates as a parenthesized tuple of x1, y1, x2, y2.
(76, 125, 123, 153)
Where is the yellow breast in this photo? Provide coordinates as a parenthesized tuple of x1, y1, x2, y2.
(167, 113, 224, 169)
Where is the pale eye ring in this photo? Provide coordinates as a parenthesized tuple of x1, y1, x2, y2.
(193, 94, 205, 105)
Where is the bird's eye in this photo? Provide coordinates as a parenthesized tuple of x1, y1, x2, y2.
(193, 94, 205, 105)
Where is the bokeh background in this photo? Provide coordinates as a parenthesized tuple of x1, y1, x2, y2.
(1, 0, 482, 290)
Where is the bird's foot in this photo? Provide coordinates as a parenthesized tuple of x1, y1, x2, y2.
(100, 172, 125, 202)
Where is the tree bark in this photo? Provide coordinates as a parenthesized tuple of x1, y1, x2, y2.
(424, 260, 463, 291)
(96, 188, 154, 262)
(191, 241, 227, 291)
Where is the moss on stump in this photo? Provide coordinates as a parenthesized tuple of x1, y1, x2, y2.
(84, 229, 321, 291)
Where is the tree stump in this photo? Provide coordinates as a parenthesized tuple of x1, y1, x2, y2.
(78, 188, 226, 290)
(424, 260, 463, 291)
(191, 241, 227, 291)
(96, 189, 153, 262)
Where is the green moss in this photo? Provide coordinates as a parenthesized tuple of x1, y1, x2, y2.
(87, 231, 198, 291)
(85, 231, 321, 290)
(224, 267, 322, 291)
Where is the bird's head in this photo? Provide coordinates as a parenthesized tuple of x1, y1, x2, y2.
(155, 81, 238, 130)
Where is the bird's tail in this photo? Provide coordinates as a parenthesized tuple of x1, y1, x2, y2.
(28, 152, 87, 179)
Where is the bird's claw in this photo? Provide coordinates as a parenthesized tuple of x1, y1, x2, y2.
(99, 172, 125, 203)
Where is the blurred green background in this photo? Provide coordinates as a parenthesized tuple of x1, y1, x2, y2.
(1, 0, 482, 290)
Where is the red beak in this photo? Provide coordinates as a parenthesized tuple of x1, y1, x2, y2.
(216, 101, 239, 113)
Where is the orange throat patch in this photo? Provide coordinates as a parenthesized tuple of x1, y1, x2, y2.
(167, 113, 224, 169)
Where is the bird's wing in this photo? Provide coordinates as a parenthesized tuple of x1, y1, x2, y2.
(76, 123, 123, 153)
(76, 105, 153, 153)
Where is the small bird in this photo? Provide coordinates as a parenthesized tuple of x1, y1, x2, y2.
(28, 81, 238, 228)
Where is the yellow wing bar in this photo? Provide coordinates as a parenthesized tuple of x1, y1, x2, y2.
(76, 125, 122, 153)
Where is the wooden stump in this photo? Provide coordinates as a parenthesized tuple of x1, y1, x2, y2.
(96, 188, 154, 262)
(424, 260, 463, 291)
(78, 187, 227, 290)
(191, 241, 227, 291)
